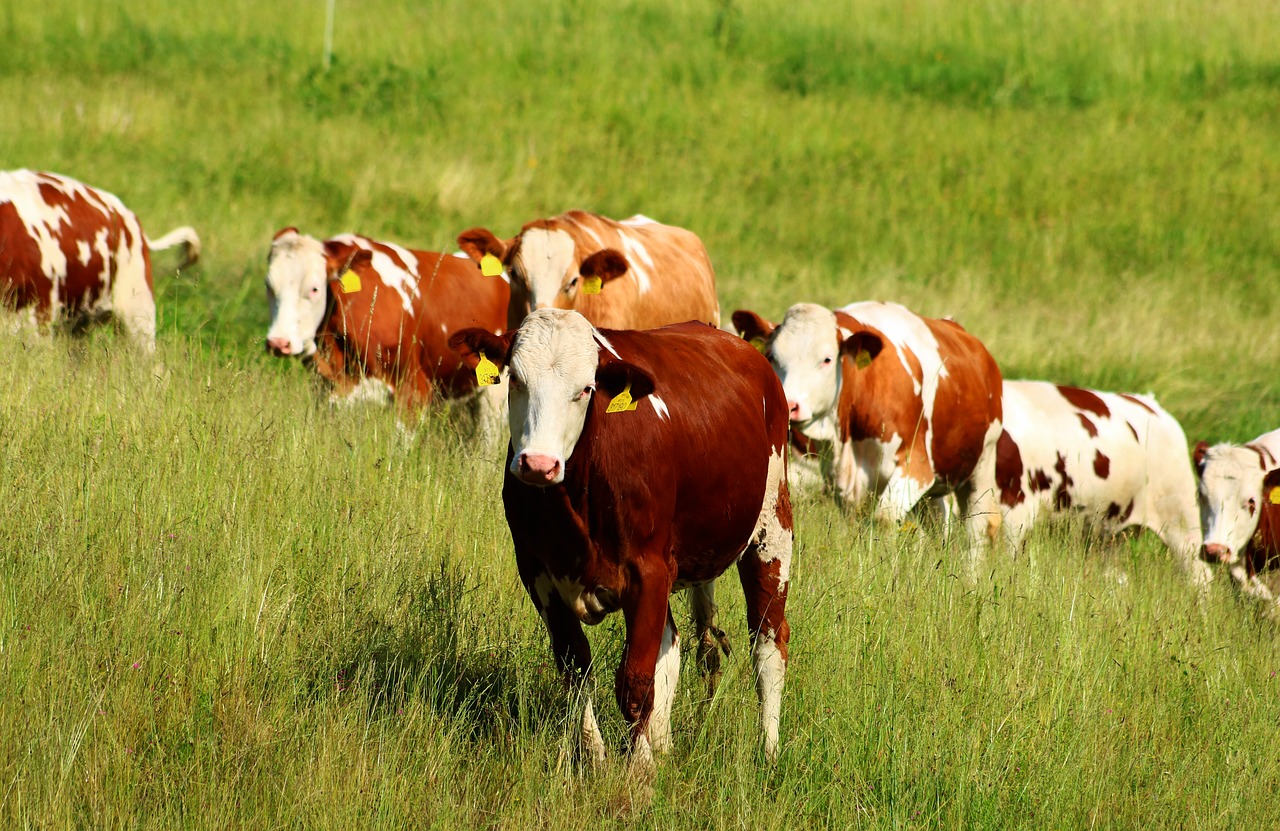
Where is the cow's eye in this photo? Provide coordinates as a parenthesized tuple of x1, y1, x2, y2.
(822, 356, 834, 365)
(567, 278, 578, 292)
(509, 376, 524, 392)
(310, 286, 321, 296)
(1248, 498, 1257, 516)
(576, 385, 594, 400)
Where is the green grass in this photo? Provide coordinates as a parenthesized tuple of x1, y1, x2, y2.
(3, 1, 1280, 827)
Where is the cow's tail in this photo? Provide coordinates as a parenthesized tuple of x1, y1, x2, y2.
(147, 226, 201, 270)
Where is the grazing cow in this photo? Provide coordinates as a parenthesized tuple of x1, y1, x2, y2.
(733, 302, 1003, 555)
(456, 210, 719, 331)
(449, 310, 792, 765)
(1195, 428, 1280, 598)
(0, 169, 200, 351)
(997, 380, 1209, 583)
(265, 229, 509, 421)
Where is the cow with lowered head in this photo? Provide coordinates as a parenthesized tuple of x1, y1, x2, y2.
(264, 228, 508, 425)
(1195, 428, 1280, 600)
(449, 309, 793, 766)
(456, 210, 719, 331)
(734, 301, 1003, 564)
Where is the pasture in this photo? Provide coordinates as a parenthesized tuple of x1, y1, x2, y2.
(3, 0, 1280, 827)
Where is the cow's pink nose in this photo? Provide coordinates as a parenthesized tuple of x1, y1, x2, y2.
(266, 336, 293, 356)
(1202, 543, 1231, 563)
(517, 452, 561, 484)
(787, 400, 803, 421)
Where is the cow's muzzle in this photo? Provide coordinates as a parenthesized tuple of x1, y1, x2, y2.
(1202, 543, 1234, 563)
(266, 336, 294, 357)
(513, 451, 562, 486)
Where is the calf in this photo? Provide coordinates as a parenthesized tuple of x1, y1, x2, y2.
(457, 210, 719, 330)
(1195, 428, 1280, 598)
(997, 381, 1208, 582)
(449, 310, 792, 765)
(734, 301, 1003, 554)
(0, 169, 199, 351)
(265, 229, 508, 420)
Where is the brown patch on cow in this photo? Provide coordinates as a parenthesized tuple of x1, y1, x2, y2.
(1105, 500, 1134, 522)
(1029, 468, 1053, 493)
(1243, 469, 1280, 577)
(1057, 385, 1111, 418)
(272, 226, 299, 241)
(1118, 393, 1156, 415)
(1093, 451, 1110, 480)
(1053, 453, 1074, 509)
(995, 430, 1025, 508)
(1249, 443, 1278, 469)
(1077, 413, 1098, 438)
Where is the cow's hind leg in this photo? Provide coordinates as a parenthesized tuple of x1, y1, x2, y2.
(738, 451, 793, 761)
(527, 571, 605, 764)
(689, 581, 730, 695)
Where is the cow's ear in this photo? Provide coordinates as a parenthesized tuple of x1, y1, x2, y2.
(841, 331, 884, 368)
(731, 310, 775, 344)
(579, 249, 629, 285)
(457, 228, 511, 265)
(596, 360, 655, 402)
(322, 241, 372, 276)
(272, 226, 299, 242)
(448, 328, 515, 373)
(1192, 440, 1210, 473)
(1263, 468, 1280, 503)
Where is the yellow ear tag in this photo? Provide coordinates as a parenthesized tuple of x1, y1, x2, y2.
(480, 254, 503, 277)
(1269, 486, 1280, 506)
(475, 352, 500, 387)
(606, 382, 639, 413)
(749, 337, 766, 353)
(582, 276, 603, 295)
(854, 349, 872, 370)
(339, 269, 361, 294)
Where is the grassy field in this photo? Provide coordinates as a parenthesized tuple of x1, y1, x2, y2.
(3, 0, 1280, 827)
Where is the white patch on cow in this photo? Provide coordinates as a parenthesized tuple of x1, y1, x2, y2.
(753, 634, 785, 762)
(507, 310, 600, 484)
(618, 214, 657, 226)
(76, 240, 91, 266)
(649, 394, 670, 421)
(1199, 428, 1280, 563)
(334, 234, 419, 315)
(581, 696, 607, 764)
(439, 323, 447, 334)
(616, 231, 654, 294)
(331, 377, 395, 408)
(750, 446, 792, 587)
(264, 231, 330, 357)
(591, 328, 620, 359)
(514, 227, 576, 311)
(839, 300, 947, 403)
(648, 617, 680, 754)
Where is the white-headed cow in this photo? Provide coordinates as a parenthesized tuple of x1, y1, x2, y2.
(734, 301, 1003, 557)
(0, 169, 199, 351)
(456, 210, 719, 331)
(997, 380, 1209, 584)
(1195, 428, 1280, 598)
(449, 309, 792, 766)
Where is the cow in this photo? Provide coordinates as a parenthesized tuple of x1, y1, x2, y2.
(1195, 428, 1280, 599)
(996, 380, 1209, 583)
(264, 228, 509, 427)
(0, 169, 200, 352)
(456, 210, 719, 331)
(733, 301, 1003, 561)
(448, 309, 792, 766)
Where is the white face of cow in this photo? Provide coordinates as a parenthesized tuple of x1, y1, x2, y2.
(264, 232, 329, 357)
(507, 309, 600, 486)
(511, 228, 578, 315)
(768, 303, 842, 428)
(1198, 445, 1268, 563)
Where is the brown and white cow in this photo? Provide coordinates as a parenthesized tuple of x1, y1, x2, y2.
(1195, 428, 1280, 598)
(997, 380, 1209, 583)
(449, 310, 792, 766)
(0, 169, 200, 351)
(733, 301, 1003, 555)
(456, 210, 719, 331)
(265, 229, 509, 422)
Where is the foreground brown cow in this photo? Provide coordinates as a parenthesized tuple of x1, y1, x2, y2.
(735, 301, 1003, 562)
(0, 169, 200, 351)
(450, 310, 792, 766)
(456, 210, 719, 330)
(265, 229, 508, 420)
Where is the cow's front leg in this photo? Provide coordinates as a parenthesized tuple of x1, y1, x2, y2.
(524, 569, 605, 764)
(617, 558, 676, 766)
(689, 581, 730, 695)
(875, 469, 933, 523)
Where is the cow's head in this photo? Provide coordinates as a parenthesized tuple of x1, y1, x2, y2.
(734, 303, 883, 429)
(265, 229, 370, 357)
(1197, 441, 1275, 565)
(450, 309, 652, 486)
(458, 226, 629, 328)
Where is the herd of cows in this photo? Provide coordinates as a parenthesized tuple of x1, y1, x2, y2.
(3, 167, 1279, 765)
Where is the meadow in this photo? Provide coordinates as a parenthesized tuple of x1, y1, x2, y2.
(2, 0, 1280, 827)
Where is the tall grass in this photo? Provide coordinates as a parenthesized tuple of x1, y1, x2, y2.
(2, 1, 1280, 827)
